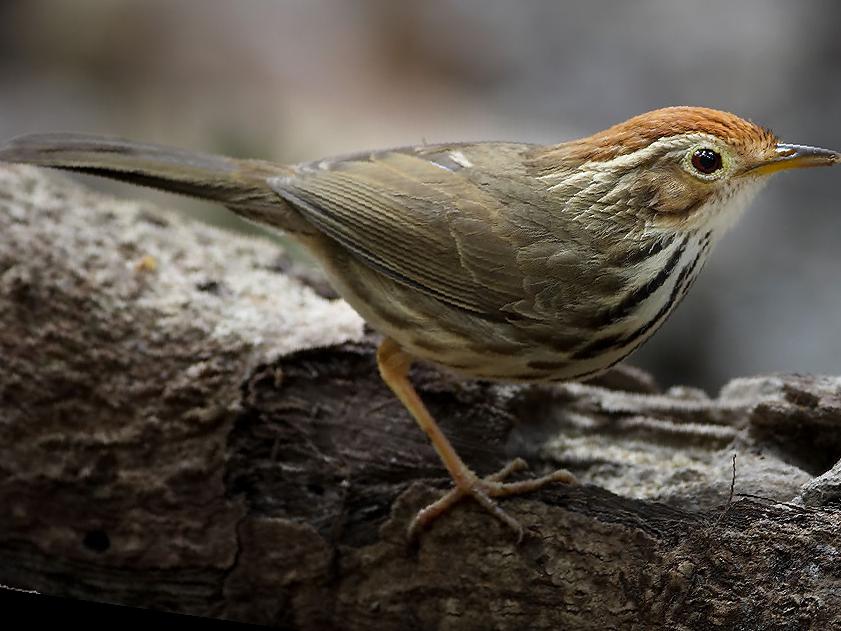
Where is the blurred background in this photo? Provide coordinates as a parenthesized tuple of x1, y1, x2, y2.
(1, 0, 839, 392)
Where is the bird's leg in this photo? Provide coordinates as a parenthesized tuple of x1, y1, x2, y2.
(376, 338, 576, 542)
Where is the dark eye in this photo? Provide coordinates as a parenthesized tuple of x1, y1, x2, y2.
(691, 148, 723, 175)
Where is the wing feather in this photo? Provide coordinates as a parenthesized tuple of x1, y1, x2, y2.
(269, 148, 527, 318)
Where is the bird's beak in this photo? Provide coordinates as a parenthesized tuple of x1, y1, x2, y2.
(748, 143, 841, 176)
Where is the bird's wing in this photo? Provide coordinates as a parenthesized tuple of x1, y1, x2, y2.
(267, 146, 531, 319)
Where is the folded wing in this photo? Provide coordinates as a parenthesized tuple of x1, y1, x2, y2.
(269, 148, 531, 320)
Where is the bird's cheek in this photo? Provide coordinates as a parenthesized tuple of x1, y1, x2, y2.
(633, 172, 706, 215)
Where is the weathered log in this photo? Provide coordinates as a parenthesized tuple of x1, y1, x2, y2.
(2, 165, 840, 630)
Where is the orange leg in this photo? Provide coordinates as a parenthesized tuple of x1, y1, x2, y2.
(376, 338, 576, 542)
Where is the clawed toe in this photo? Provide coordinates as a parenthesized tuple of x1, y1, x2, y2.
(407, 461, 577, 543)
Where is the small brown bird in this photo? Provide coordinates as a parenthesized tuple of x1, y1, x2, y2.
(1, 107, 838, 540)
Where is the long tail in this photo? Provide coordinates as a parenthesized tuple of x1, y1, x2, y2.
(0, 133, 311, 233)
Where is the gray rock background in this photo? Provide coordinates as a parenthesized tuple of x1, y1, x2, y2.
(1, 0, 839, 391)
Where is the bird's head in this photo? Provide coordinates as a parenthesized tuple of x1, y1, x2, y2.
(532, 106, 840, 237)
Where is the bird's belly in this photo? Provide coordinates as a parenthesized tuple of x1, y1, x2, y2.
(391, 312, 645, 384)
(315, 254, 626, 383)
(398, 318, 651, 383)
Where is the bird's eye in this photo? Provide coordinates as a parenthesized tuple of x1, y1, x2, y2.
(690, 148, 723, 175)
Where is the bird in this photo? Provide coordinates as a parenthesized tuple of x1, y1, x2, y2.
(1, 106, 838, 541)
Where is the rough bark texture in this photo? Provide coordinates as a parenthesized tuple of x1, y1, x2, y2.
(2, 165, 841, 630)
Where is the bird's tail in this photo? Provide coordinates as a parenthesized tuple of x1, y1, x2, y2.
(0, 133, 309, 232)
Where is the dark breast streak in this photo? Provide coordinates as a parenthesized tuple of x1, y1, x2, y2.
(571, 230, 712, 363)
(591, 234, 685, 328)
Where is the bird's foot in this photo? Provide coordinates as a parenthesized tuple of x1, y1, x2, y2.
(407, 458, 576, 543)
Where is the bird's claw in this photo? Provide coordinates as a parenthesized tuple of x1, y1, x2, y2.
(407, 459, 577, 543)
